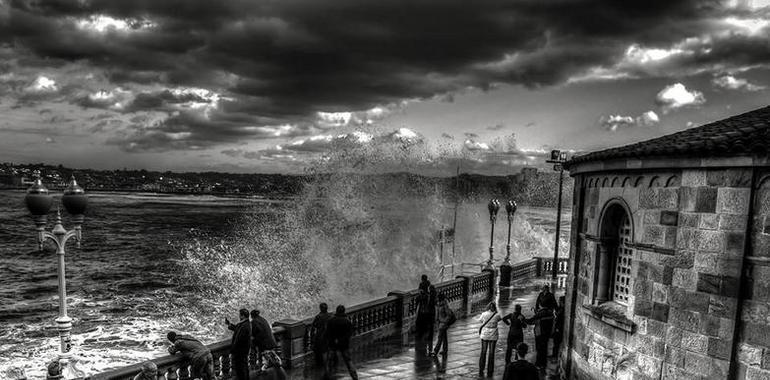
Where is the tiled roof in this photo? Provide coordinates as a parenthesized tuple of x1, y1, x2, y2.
(565, 106, 770, 167)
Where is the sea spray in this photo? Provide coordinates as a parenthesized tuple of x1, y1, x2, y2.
(174, 129, 570, 325)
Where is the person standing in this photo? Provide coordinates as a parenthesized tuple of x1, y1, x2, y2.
(226, 309, 252, 380)
(552, 296, 566, 358)
(535, 285, 557, 311)
(527, 307, 554, 369)
(325, 305, 359, 380)
(419, 274, 431, 292)
(311, 303, 333, 367)
(426, 285, 438, 354)
(414, 288, 432, 355)
(431, 293, 454, 357)
(166, 331, 215, 380)
(477, 302, 502, 378)
(251, 309, 278, 369)
(502, 343, 539, 380)
(502, 304, 527, 364)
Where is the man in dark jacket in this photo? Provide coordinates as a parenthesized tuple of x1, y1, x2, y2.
(251, 309, 278, 369)
(311, 303, 333, 367)
(502, 343, 539, 380)
(227, 309, 252, 380)
(527, 307, 554, 369)
(502, 304, 527, 364)
(167, 331, 215, 380)
(535, 285, 557, 311)
(414, 288, 432, 355)
(324, 305, 358, 380)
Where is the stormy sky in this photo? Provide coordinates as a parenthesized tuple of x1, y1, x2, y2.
(1, 0, 769, 174)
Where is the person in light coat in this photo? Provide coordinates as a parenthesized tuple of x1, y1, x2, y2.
(477, 302, 502, 378)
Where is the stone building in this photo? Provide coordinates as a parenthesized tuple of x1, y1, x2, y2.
(560, 106, 770, 380)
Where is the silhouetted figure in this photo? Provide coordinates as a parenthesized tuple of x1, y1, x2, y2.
(251, 309, 278, 369)
(502, 343, 539, 380)
(527, 307, 554, 369)
(552, 296, 565, 358)
(502, 304, 528, 364)
(325, 305, 359, 380)
(477, 302, 502, 378)
(419, 274, 430, 292)
(227, 309, 252, 380)
(414, 288, 433, 355)
(426, 285, 438, 353)
(311, 303, 333, 367)
(133, 361, 158, 380)
(431, 293, 455, 356)
(166, 331, 215, 380)
(535, 285, 557, 311)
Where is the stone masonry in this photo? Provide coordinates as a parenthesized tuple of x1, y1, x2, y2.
(560, 166, 764, 380)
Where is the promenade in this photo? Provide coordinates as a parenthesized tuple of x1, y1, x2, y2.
(284, 286, 561, 380)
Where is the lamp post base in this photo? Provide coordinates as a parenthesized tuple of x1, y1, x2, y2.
(498, 263, 512, 287)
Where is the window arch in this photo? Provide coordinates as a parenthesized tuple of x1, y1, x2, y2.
(595, 198, 635, 306)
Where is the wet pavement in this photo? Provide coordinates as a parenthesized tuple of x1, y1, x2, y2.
(284, 286, 562, 379)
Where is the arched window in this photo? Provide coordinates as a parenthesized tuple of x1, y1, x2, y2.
(595, 199, 634, 306)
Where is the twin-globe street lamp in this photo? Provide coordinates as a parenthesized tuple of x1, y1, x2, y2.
(485, 199, 517, 283)
(24, 171, 88, 380)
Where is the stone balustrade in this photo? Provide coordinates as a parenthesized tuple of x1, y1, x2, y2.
(92, 262, 554, 379)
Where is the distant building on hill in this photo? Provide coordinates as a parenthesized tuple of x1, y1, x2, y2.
(560, 106, 770, 379)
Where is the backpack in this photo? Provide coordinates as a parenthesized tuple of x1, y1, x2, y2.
(446, 308, 457, 326)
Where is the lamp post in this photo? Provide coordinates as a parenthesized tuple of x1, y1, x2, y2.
(545, 150, 568, 289)
(24, 171, 88, 380)
(504, 200, 517, 265)
(486, 199, 500, 270)
(498, 200, 517, 287)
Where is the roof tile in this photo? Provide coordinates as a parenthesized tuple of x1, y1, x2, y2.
(565, 106, 770, 168)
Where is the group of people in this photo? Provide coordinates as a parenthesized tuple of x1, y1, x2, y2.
(309, 303, 359, 380)
(131, 280, 564, 380)
(477, 285, 565, 379)
(415, 275, 458, 357)
(132, 308, 284, 380)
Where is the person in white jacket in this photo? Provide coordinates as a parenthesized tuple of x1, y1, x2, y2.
(477, 302, 502, 377)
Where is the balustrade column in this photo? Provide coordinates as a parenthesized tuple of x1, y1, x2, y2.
(212, 353, 222, 378)
(178, 364, 190, 380)
(220, 353, 231, 379)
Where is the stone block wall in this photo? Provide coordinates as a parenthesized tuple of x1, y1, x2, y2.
(735, 171, 770, 380)
(564, 168, 755, 380)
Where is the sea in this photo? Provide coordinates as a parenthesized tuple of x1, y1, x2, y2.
(0, 187, 570, 378)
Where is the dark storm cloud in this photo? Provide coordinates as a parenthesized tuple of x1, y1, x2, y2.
(3, 0, 767, 151)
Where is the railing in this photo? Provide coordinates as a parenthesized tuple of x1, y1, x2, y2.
(91, 331, 284, 380)
(511, 258, 540, 281)
(540, 257, 570, 275)
(91, 270, 498, 379)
